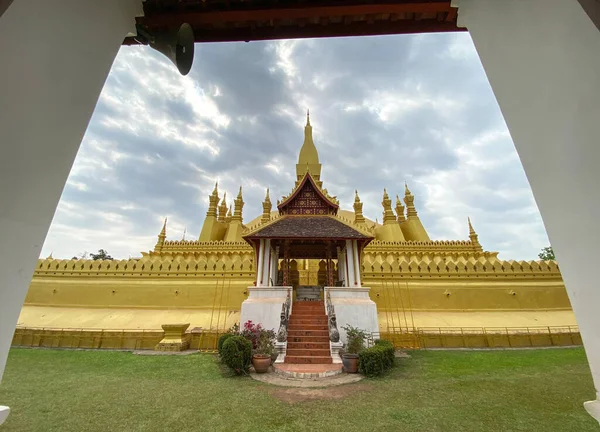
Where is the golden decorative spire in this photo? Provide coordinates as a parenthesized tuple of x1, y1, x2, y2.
(154, 217, 167, 252)
(382, 188, 396, 225)
(296, 109, 322, 180)
(218, 191, 228, 222)
(206, 182, 220, 217)
(404, 182, 417, 217)
(262, 188, 272, 223)
(232, 186, 244, 222)
(226, 204, 232, 223)
(353, 189, 366, 225)
(47, 252, 54, 260)
(396, 194, 406, 223)
(468, 217, 483, 252)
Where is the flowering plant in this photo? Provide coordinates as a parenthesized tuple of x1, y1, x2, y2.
(241, 320, 275, 356)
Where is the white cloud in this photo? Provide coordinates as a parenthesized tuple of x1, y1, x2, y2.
(41, 33, 550, 261)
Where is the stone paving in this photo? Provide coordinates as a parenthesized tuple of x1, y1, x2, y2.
(250, 367, 363, 388)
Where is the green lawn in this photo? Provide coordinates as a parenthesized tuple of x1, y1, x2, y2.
(0, 348, 597, 431)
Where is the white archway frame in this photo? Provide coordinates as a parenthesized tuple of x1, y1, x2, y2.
(1, 0, 600, 424)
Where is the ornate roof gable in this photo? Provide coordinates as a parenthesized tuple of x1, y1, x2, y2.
(278, 173, 338, 216)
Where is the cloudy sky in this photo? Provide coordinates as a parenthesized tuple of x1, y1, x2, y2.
(40, 32, 550, 260)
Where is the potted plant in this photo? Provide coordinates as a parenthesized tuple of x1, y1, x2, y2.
(341, 324, 368, 373)
(252, 330, 275, 373)
(241, 320, 275, 374)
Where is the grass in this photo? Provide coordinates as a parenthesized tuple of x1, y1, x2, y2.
(0, 347, 597, 431)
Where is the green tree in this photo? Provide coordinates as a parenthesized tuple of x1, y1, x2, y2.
(90, 249, 114, 261)
(538, 246, 555, 261)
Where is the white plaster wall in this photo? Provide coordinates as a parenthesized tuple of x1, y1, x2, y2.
(240, 287, 291, 332)
(326, 287, 379, 343)
(0, 0, 141, 423)
(454, 0, 600, 420)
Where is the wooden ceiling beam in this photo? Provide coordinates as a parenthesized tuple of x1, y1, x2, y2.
(125, 18, 463, 44)
(140, 2, 455, 27)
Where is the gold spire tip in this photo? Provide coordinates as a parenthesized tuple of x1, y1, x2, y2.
(306, 109, 310, 125)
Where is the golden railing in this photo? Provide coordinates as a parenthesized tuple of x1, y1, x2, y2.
(11, 326, 228, 352)
(12, 324, 581, 352)
(380, 325, 582, 349)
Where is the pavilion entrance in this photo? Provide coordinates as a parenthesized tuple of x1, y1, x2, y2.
(273, 239, 345, 301)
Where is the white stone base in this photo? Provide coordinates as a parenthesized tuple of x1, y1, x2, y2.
(274, 341, 287, 364)
(240, 286, 292, 332)
(330, 341, 344, 364)
(0, 406, 9, 426)
(584, 397, 600, 424)
(325, 287, 379, 343)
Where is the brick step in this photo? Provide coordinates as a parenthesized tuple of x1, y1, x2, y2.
(290, 312, 326, 317)
(288, 335, 330, 343)
(288, 330, 329, 337)
(287, 324, 328, 331)
(287, 342, 331, 350)
(286, 348, 331, 357)
(284, 355, 332, 364)
(291, 310, 325, 315)
(288, 319, 328, 325)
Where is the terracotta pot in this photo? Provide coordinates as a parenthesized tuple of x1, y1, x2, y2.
(252, 354, 272, 373)
(342, 353, 359, 373)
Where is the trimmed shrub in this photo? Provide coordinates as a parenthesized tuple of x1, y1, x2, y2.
(218, 333, 235, 357)
(374, 339, 395, 369)
(359, 340, 395, 377)
(221, 336, 252, 375)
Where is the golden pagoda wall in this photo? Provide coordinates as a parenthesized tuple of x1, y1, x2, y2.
(25, 241, 255, 310)
(23, 240, 569, 315)
(362, 241, 570, 311)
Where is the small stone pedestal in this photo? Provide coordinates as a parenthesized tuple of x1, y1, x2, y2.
(154, 323, 191, 352)
(330, 341, 343, 364)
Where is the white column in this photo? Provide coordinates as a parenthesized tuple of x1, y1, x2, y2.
(256, 239, 264, 286)
(260, 239, 271, 286)
(345, 240, 356, 287)
(336, 247, 343, 284)
(0, 0, 142, 424)
(352, 240, 362, 287)
(454, 0, 600, 421)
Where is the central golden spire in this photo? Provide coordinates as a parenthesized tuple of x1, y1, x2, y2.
(296, 109, 322, 181)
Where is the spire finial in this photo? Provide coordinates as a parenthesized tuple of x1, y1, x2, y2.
(468, 217, 483, 252)
(155, 217, 167, 252)
(468, 217, 476, 234)
(266, 188, 270, 199)
(238, 186, 243, 199)
(306, 109, 310, 126)
(405, 181, 411, 195)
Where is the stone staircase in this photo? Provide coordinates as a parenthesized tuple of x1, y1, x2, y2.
(285, 300, 332, 364)
(296, 285, 322, 301)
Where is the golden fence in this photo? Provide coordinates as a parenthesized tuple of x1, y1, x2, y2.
(380, 325, 582, 349)
(11, 326, 226, 352)
(12, 324, 582, 352)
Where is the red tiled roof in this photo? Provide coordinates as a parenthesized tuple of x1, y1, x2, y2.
(244, 216, 372, 240)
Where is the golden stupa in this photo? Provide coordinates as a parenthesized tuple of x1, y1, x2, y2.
(16, 113, 575, 349)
